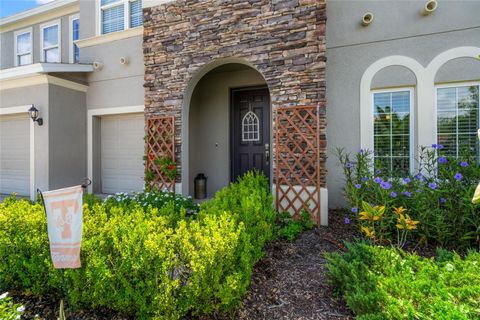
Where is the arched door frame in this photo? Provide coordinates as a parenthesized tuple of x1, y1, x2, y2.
(181, 58, 272, 195)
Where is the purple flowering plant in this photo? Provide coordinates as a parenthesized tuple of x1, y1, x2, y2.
(337, 146, 480, 249)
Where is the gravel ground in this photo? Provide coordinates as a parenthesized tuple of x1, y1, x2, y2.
(12, 210, 357, 320)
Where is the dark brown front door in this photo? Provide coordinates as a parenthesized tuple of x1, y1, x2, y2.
(231, 87, 270, 181)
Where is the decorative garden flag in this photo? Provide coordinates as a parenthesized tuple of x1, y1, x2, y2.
(43, 185, 83, 269)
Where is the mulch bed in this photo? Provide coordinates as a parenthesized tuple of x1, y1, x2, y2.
(12, 210, 357, 320)
(208, 209, 356, 320)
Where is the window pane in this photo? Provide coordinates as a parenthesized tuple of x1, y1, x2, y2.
(373, 91, 411, 175)
(392, 157, 409, 176)
(437, 111, 456, 133)
(373, 93, 390, 115)
(437, 88, 456, 112)
(102, 5, 124, 34)
(392, 91, 410, 113)
(437, 134, 456, 156)
(130, 0, 142, 28)
(18, 53, 31, 66)
(16, 33, 31, 54)
(72, 19, 80, 63)
(437, 85, 479, 160)
(74, 45, 80, 63)
(101, 0, 121, 5)
(43, 25, 58, 47)
(44, 47, 59, 62)
(72, 19, 79, 40)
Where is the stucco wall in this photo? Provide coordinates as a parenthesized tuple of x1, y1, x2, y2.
(326, 0, 480, 208)
(80, 35, 144, 109)
(189, 67, 266, 197)
(78, 0, 95, 39)
(0, 12, 78, 69)
(48, 84, 87, 189)
(0, 84, 50, 192)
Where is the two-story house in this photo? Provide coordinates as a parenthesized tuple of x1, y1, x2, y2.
(1, 0, 479, 225)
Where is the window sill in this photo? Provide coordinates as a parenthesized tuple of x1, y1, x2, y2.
(75, 27, 143, 49)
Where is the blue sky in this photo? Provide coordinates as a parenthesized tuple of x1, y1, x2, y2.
(0, 0, 55, 19)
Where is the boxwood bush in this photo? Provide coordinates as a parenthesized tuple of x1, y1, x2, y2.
(0, 172, 275, 319)
(326, 243, 480, 320)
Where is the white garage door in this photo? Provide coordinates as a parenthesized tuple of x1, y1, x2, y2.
(101, 113, 145, 194)
(0, 114, 30, 197)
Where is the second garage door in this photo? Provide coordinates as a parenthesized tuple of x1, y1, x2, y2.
(101, 113, 145, 194)
(0, 114, 30, 197)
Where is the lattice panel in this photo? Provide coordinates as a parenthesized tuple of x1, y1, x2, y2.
(145, 116, 175, 192)
(275, 106, 322, 225)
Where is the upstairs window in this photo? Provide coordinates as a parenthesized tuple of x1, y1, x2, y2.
(41, 20, 61, 63)
(130, 0, 142, 28)
(14, 28, 32, 66)
(100, 0, 142, 35)
(437, 84, 480, 159)
(70, 15, 80, 63)
(373, 89, 413, 176)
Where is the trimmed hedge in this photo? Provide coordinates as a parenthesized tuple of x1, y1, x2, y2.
(0, 172, 275, 319)
(326, 243, 480, 320)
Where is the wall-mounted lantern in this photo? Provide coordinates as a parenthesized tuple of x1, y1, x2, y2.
(28, 105, 43, 126)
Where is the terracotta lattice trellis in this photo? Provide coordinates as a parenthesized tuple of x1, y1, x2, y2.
(145, 116, 175, 192)
(275, 106, 322, 225)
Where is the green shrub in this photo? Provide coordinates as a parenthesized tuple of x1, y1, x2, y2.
(0, 172, 274, 319)
(326, 243, 480, 319)
(0, 292, 25, 320)
(338, 147, 480, 249)
(274, 210, 314, 241)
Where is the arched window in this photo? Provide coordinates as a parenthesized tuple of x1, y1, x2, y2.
(242, 111, 260, 142)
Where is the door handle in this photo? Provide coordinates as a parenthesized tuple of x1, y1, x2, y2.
(265, 143, 270, 165)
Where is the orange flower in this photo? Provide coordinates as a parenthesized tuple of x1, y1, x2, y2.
(396, 214, 420, 230)
(361, 226, 375, 239)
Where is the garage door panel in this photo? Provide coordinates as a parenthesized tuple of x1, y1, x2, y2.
(0, 114, 30, 197)
(100, 113, 144, 194)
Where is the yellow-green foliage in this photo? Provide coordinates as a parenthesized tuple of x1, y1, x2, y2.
(0, 197, 61, 294)
(0, 172, 274, 319)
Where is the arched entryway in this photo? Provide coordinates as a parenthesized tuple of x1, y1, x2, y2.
(184, 62, 271, 197)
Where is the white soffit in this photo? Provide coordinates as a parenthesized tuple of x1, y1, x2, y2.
(0, 0, 78, 28)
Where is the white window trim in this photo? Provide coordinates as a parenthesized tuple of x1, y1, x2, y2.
(13, 27, 33, 67)
(434, 81, 480, 157)
(371, 87, 415, 174)
(97, 0, 140, 36)
(0, 106, 35, 200)
(40, 19, 61, 63)
(68, 14, 79, 63)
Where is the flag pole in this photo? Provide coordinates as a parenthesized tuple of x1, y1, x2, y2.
(37, 178, 90, 312)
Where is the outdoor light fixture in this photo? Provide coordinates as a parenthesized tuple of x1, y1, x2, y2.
(28, 105, 43, 126)
(422, 0, 437, 15)
(361, 12, 373, 26)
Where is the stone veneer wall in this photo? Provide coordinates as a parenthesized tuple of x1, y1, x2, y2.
(143, 0, 327, 186)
